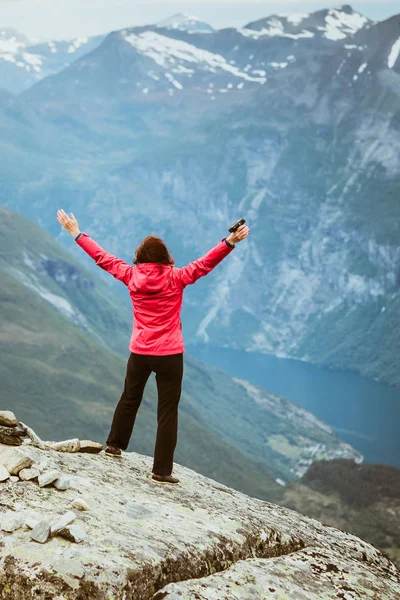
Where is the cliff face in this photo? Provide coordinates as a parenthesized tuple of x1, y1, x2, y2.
(1, 440, 399, 599)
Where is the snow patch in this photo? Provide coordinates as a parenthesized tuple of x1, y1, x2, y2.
(284, 13, 309, 26)
(239, 18, 314, 40)
(123, 31, 266, 84)
(67, 37, 89, 54)
(270, 62, 288, 69)
(324, 9, 368, 41)
(388, 36, 400, 69)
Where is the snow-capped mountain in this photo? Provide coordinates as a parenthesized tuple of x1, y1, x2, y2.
(156, 12, 215, 34)
(0, 28, 105, 93)
(243, 5, 372, 41)
(21, 5, 374, 112)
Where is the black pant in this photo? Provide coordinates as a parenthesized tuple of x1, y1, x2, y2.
(106, 352, 184, 476)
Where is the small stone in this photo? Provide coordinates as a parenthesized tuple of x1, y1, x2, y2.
(53, 475, 71, 490)
(0, 446, 34, 475)
(57, 524, 86, 543)
(71, 497, 89, 511)
(50, 439, 80, 452)
(0, 464, 10, 482)
(30, 520, 51, 543)
(18, 467, 40, 481)
(0, 425, 24, 446)
(78, 440, 103, 453)
(18, 422, 47, 450)
(50, 510, 76, 536)
(38, 469, 60, 487)
(9, 475, 19, 482)
(0, 511, 24, 532)
(0, 411, 18, 427)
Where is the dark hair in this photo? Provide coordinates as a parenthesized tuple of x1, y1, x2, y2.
(133, 235, 175, 265)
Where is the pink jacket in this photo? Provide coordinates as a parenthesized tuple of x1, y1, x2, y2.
(75, 233, 235, 355)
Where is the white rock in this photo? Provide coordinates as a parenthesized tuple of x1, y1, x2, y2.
(18, 421, 47, 450)
(30, 520, 51, 543)
(58, 524, 87, 543)
(53, 475, 72, 490)
(9, 475, 19, 482)
(18, 467, 40, 481)
(38, 469, 60, 487)
(50, 510, 76, 536)
(50, 439, 80, 452)
(71, 497, 89, 511)
(0, 411, 18, 427)
(0, 446, 34, 475)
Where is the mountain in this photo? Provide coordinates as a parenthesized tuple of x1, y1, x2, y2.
(1, 6, 400, 390)
(273, 458, 400, 569)
(157, 12, 215, 34)
(1, 444, 399, 599)
(16, 6, 374, 116)
(244, 5, 372, 41)
(0, 28, 105, 93)
(0, 207, 362, 494)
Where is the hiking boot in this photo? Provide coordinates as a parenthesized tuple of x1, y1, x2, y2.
(151, 473, 180, 485)
(104, 445, 122, 457)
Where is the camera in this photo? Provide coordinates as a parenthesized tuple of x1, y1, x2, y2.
(229, 218, 246, 233)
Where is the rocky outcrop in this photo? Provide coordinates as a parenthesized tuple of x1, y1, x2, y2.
(1, 431, 399, 599)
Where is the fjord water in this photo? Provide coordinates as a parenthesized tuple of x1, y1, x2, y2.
(186, 344, 400, 468)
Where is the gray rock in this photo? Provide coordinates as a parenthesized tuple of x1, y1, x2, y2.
(50, 510, 76, 536)
(0, 424, 24, 446)
(153, 549, 399, 599)
(50, 438, 80, 452)
(18, 466, 40, 481)
(71, 497, 89, 511)
(0, 464, 10, 481)
(30, 520, 51, 543)
(9, 475, 19, 482)
(0, 445, 398, 599)
(0, 411, 18, 427)
(53, 474, 72, 490)
(0, 445, 34, 474)
(18, 421, 47, 450)
(38, 469, 60, 487)
(57, 524, 87, 543)
(78, 439, 103, 453)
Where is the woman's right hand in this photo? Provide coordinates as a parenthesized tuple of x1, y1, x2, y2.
(227, 224, 250, 244)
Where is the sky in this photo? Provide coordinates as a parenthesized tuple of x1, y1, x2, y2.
(1, 0, 399, 41)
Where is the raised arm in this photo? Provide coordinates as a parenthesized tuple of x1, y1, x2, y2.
(56, 209, 133, 286)
(177, 224, 249, 288)
(75, 232, 133, 286)
(177, 237, 235, 288)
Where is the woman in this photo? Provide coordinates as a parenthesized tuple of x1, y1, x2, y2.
(56, 209, 249, 485)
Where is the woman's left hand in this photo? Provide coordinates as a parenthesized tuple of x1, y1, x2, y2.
(57, 209, 80, 237)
